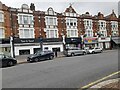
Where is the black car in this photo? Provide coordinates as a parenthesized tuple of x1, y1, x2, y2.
(27, 50, 54, 62)
(0, 54, 17, 67)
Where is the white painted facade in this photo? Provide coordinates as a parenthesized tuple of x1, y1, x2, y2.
(43, 43, 63, 52)
(111, 21, 118, 36)
(98, 37, 111, 49)
(14, 44, 40, 56)
(45, 8, 58, 38)
(98, 20, 107, 37)
(66, 17, 78, 37)
(84, 19, 93, 37)
(0, 10, 5, 38)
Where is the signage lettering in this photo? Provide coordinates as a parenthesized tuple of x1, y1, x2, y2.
(20, 40, 34, 43)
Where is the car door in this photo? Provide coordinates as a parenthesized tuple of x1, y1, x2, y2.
(38, 51, 45, 60)
(78, 49, 83, 54)
(96, 48, 100, 53)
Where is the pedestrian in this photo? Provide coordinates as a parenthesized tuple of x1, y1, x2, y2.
(55, 49, 58, 57)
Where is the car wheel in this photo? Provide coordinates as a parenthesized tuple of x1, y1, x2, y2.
(7, 61, 14, 66)
(92, 51, 95, 54)
(34, 58, 39, 62)
(83, 52, 86, 55)
(71, 53, 74, 56)
(49, 55, 54, 60)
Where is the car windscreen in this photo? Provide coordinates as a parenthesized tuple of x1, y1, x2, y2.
(0, 54, 3, 59)
(89, 48, 94, 50)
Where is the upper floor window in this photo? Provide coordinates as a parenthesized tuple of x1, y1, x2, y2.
(111, 21, 118, 29)
(0, 28, 5, 38)
(46, 29, 58, 38)
(18, 14, 33, 24)
(0, 11, 4, 22)
(66, 18, 77, 27)
(67, 29, 78, 37)
(84, 19, 92, 29)
(19, 28, 34, 38)
(98, 20, 106, 30)
(45, 16, 57, 26)
(85, 30, 93, 37)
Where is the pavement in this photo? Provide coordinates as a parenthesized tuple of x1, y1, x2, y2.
(15, 52, 65, 64)
(90, 78, 120, 89)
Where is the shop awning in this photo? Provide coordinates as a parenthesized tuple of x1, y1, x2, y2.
(112, 39, 120, 44)
(112, 37, 120, 44)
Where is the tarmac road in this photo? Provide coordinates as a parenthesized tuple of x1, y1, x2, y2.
(2, 50, 118, 88)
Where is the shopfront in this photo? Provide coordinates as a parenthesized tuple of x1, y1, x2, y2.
(14, 38, 63, 56)
(111, 37, 120, 49)
(14, 38, 41, 56)
(65, 37, 82, 49)
(83, 37, 98, 48)
(98, 37, 111, 49)
(0, 38, 11, 55)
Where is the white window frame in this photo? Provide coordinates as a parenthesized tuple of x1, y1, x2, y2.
(0, 11, 4, 22)
(67, 29, 78, 37)
(0, 27, 5, 38)
(66, 17, 77, 29)
(19, 28, 34, 38)
(46, 29, 58, 38)
(45, 16, 57, 26)
(18, 14, 34, 25)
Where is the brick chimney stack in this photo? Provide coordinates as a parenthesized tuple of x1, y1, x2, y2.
(30, 3, 35, 11)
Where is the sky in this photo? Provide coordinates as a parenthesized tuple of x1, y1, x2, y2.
(0, 0, 120, 17)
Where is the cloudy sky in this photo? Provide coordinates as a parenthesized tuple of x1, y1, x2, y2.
(0, 0, 120, 16)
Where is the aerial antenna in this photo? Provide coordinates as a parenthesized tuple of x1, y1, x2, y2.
(69, 2, 74, 6)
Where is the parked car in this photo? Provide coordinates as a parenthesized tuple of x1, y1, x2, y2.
(64, 47, 87, 57)
(0, 54, 17, 67)
(27, 50, 54, 62)
(87, 47, 103, 54)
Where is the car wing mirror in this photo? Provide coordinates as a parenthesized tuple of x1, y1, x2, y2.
(3, 55, 6, 58)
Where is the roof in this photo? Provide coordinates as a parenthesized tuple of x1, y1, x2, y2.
(65, 5, 76, 13)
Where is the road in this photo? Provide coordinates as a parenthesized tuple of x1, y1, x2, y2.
(2, 50, 118, 88)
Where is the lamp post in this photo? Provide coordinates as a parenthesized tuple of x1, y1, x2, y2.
(39, 35, 43, 51)
(61, 32, 66, 53)
(39, 15, 43, 51)
(61, 17, 66, 52)
(10, 8, 15, 58)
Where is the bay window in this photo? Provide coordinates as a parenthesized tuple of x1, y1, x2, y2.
(19, 28, 34, 38)
(46, 30, 58, 38)
(0, 28, 5, 38)
(18, 14, 33, 24)
(0, 11, 4, 22)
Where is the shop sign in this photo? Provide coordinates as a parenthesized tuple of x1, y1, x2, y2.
(98, 37, 110, 42)
(84, 37, 97, 43)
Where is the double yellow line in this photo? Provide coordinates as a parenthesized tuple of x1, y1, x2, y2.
(81, 71, 120, 89)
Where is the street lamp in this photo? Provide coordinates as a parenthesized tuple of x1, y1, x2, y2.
(10, 8, 16, 58)
(61, 32, 66, 53)
(39, 35, 43, 51)
(39, 16, 43, 51)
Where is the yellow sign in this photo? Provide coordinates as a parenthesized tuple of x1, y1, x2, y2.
(88, 40, 92, 42)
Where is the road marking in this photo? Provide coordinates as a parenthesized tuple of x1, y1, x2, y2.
(81, 71, 120, 89)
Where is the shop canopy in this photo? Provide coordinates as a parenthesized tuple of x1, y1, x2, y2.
(112, 37, 120, 44)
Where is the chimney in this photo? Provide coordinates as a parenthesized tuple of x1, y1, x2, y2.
(30, 3, 35, 11)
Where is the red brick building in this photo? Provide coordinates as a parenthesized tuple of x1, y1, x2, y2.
(0, 2, 119, 56)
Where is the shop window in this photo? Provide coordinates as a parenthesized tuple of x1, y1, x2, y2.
(52, 48, 60, 52)
(34, 48, 40, 54)
(19, 50, 30, 55)
(44, 47, 48, 50)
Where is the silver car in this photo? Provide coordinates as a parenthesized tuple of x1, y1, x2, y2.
(64, 47, 87, 56)
(87, 47, 103, 54)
